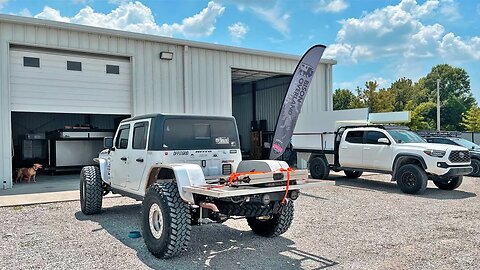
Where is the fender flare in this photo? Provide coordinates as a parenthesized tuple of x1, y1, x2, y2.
(392, 154, 427, 177)
(94, 157, 110, 184)
(145, 163, 206, 204)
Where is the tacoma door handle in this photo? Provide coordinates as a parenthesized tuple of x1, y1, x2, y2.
(120, 157, 127, 161)
(136, 158, 144, 163)
(364, 147, 371, 150)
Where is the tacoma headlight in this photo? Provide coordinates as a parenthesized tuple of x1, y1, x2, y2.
(424, 149, 446, 158)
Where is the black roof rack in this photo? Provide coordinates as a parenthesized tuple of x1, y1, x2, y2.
(417, 130, 462, 138)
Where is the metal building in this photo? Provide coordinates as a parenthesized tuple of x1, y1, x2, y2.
(0, 14, 335, 189)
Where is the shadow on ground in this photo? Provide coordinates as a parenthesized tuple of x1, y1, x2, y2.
(75, 203, 338, 270)
(333, 176, 476, 200)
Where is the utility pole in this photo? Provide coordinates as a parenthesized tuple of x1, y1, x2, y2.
(437, 79, 440, 131)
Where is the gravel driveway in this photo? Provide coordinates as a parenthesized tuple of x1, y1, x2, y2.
(1, 173, 479, 270)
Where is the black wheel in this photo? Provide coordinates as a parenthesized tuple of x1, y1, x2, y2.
(80, 166, 103, 215)
(396, 164, 427, 194)
(344, 170, 363, 178)
(433, 176, 463, 190)
(309, 157, 329, 179)
(142, 182, 191, 259)
(246, 200, 294, 237)
(469, 159, 480, 177)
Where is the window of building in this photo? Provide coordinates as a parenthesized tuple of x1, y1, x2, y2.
(345, 131, 364, 144)
(23, 57, 40, 67)
(67, 61, 82, 71)
(106, 64, 120, 74)
(132, 122, 149, 149)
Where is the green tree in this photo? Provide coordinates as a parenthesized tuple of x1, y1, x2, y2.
(419, 64, 476, 130)
(388, 77, 414, 111)
(462, 106, 480, 132)
(333, 88, 357, 110)
(407, 101, 436, 131)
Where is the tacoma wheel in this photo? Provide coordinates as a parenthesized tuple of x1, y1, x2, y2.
(468, 159, 480, 177)
(433, 176, 463, 190)
(246, 200, 294, 237)
(80, 166, 103, 215)
(310, 157, 329, 179)
(142, 182, 191, 259)
(344, 170, 363, 178)
(396, 164, 427, 194)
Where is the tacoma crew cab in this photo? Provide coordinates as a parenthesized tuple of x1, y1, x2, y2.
(296, 125, 472, 194)
(79, 113, 322, 259)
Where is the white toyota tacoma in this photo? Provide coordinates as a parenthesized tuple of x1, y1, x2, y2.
(79, 113, 323, 259)
(297, 126, 472, 194)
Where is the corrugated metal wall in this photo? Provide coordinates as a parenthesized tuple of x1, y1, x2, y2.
(0, 18, 334, 186)
(232, 83, 253, 151)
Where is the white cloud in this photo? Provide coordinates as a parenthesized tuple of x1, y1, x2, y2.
(439, 0, 461, 21)
(228, 22, 248, 42)
(73, 0, 94, 4)
(324, 0, 480, 64)
(314, 0, 349, 13)
(439, 33, 480, 61)
(34, 1, 224, 38)
(218, 0, 290, 36)
(0, 0, 9, 9)
(333, 75, 390, 90)
(18, 8, 32, 17)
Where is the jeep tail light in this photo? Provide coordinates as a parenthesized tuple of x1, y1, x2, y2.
(222, 164, 232, 175)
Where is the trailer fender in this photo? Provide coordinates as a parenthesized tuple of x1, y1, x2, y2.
(146, 164, 207, 204)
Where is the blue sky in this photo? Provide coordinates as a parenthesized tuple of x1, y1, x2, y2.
(1, 0, 479, 102)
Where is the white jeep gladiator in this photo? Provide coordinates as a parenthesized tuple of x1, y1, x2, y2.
(79, 113, 322, 259)
(297, 126, 472, 194)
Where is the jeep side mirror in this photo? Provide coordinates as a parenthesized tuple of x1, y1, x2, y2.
(104, 137, 114, 149)
(377, 138, 390, 145)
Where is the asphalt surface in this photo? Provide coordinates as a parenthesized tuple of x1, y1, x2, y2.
(1, 173, 479, 270)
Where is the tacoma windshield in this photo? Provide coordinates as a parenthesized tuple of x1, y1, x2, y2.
(387, 130, 426, 143)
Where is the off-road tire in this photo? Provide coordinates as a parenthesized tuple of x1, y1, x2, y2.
(80, 166, 103, 215)
(344, 170, 363, 178)
(310, 157, 329, 179)
(469, 159, 480, 177)
(246, 200, 294, 237)
(433, 176, 463, 190)
(396, 164, 428, 194)
(142, 182, 191, 259)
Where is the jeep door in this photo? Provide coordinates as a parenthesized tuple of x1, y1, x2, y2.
(362, 131, 393, 170)
(339, 130, 364, 168)
(126, 120, 150, 191)
(110, 124, 131, 187)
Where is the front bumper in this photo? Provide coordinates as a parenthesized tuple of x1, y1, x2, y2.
(442, 166, 473, 177)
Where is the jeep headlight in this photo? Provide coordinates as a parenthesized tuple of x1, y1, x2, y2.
(424, 149, 446, 158)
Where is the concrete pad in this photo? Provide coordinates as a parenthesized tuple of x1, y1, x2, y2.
(0, 173, 119, 207)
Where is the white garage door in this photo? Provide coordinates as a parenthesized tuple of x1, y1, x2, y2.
(9, 48, 131, 114)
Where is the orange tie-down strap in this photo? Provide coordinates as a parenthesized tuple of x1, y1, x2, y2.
(227, 167, 294, 205)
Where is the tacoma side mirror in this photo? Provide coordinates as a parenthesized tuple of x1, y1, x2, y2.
(377, 138, 390, 145)
(104, 137, 114, 149)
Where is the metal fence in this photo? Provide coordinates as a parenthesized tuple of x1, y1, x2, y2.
(461, 132, 480, 144)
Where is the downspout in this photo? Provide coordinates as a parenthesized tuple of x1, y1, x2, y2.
(183, 45, 189, 113)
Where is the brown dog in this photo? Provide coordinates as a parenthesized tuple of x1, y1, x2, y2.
(15, 163, 43, 183)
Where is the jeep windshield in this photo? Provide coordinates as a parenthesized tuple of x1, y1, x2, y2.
(161, 118, 240, 150)
(387, 130, 426, 144)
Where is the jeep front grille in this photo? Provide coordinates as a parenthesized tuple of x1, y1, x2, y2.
(449, 150, 470, 163)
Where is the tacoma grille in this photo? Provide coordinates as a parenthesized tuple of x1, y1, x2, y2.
(449, 150, 470, 163)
